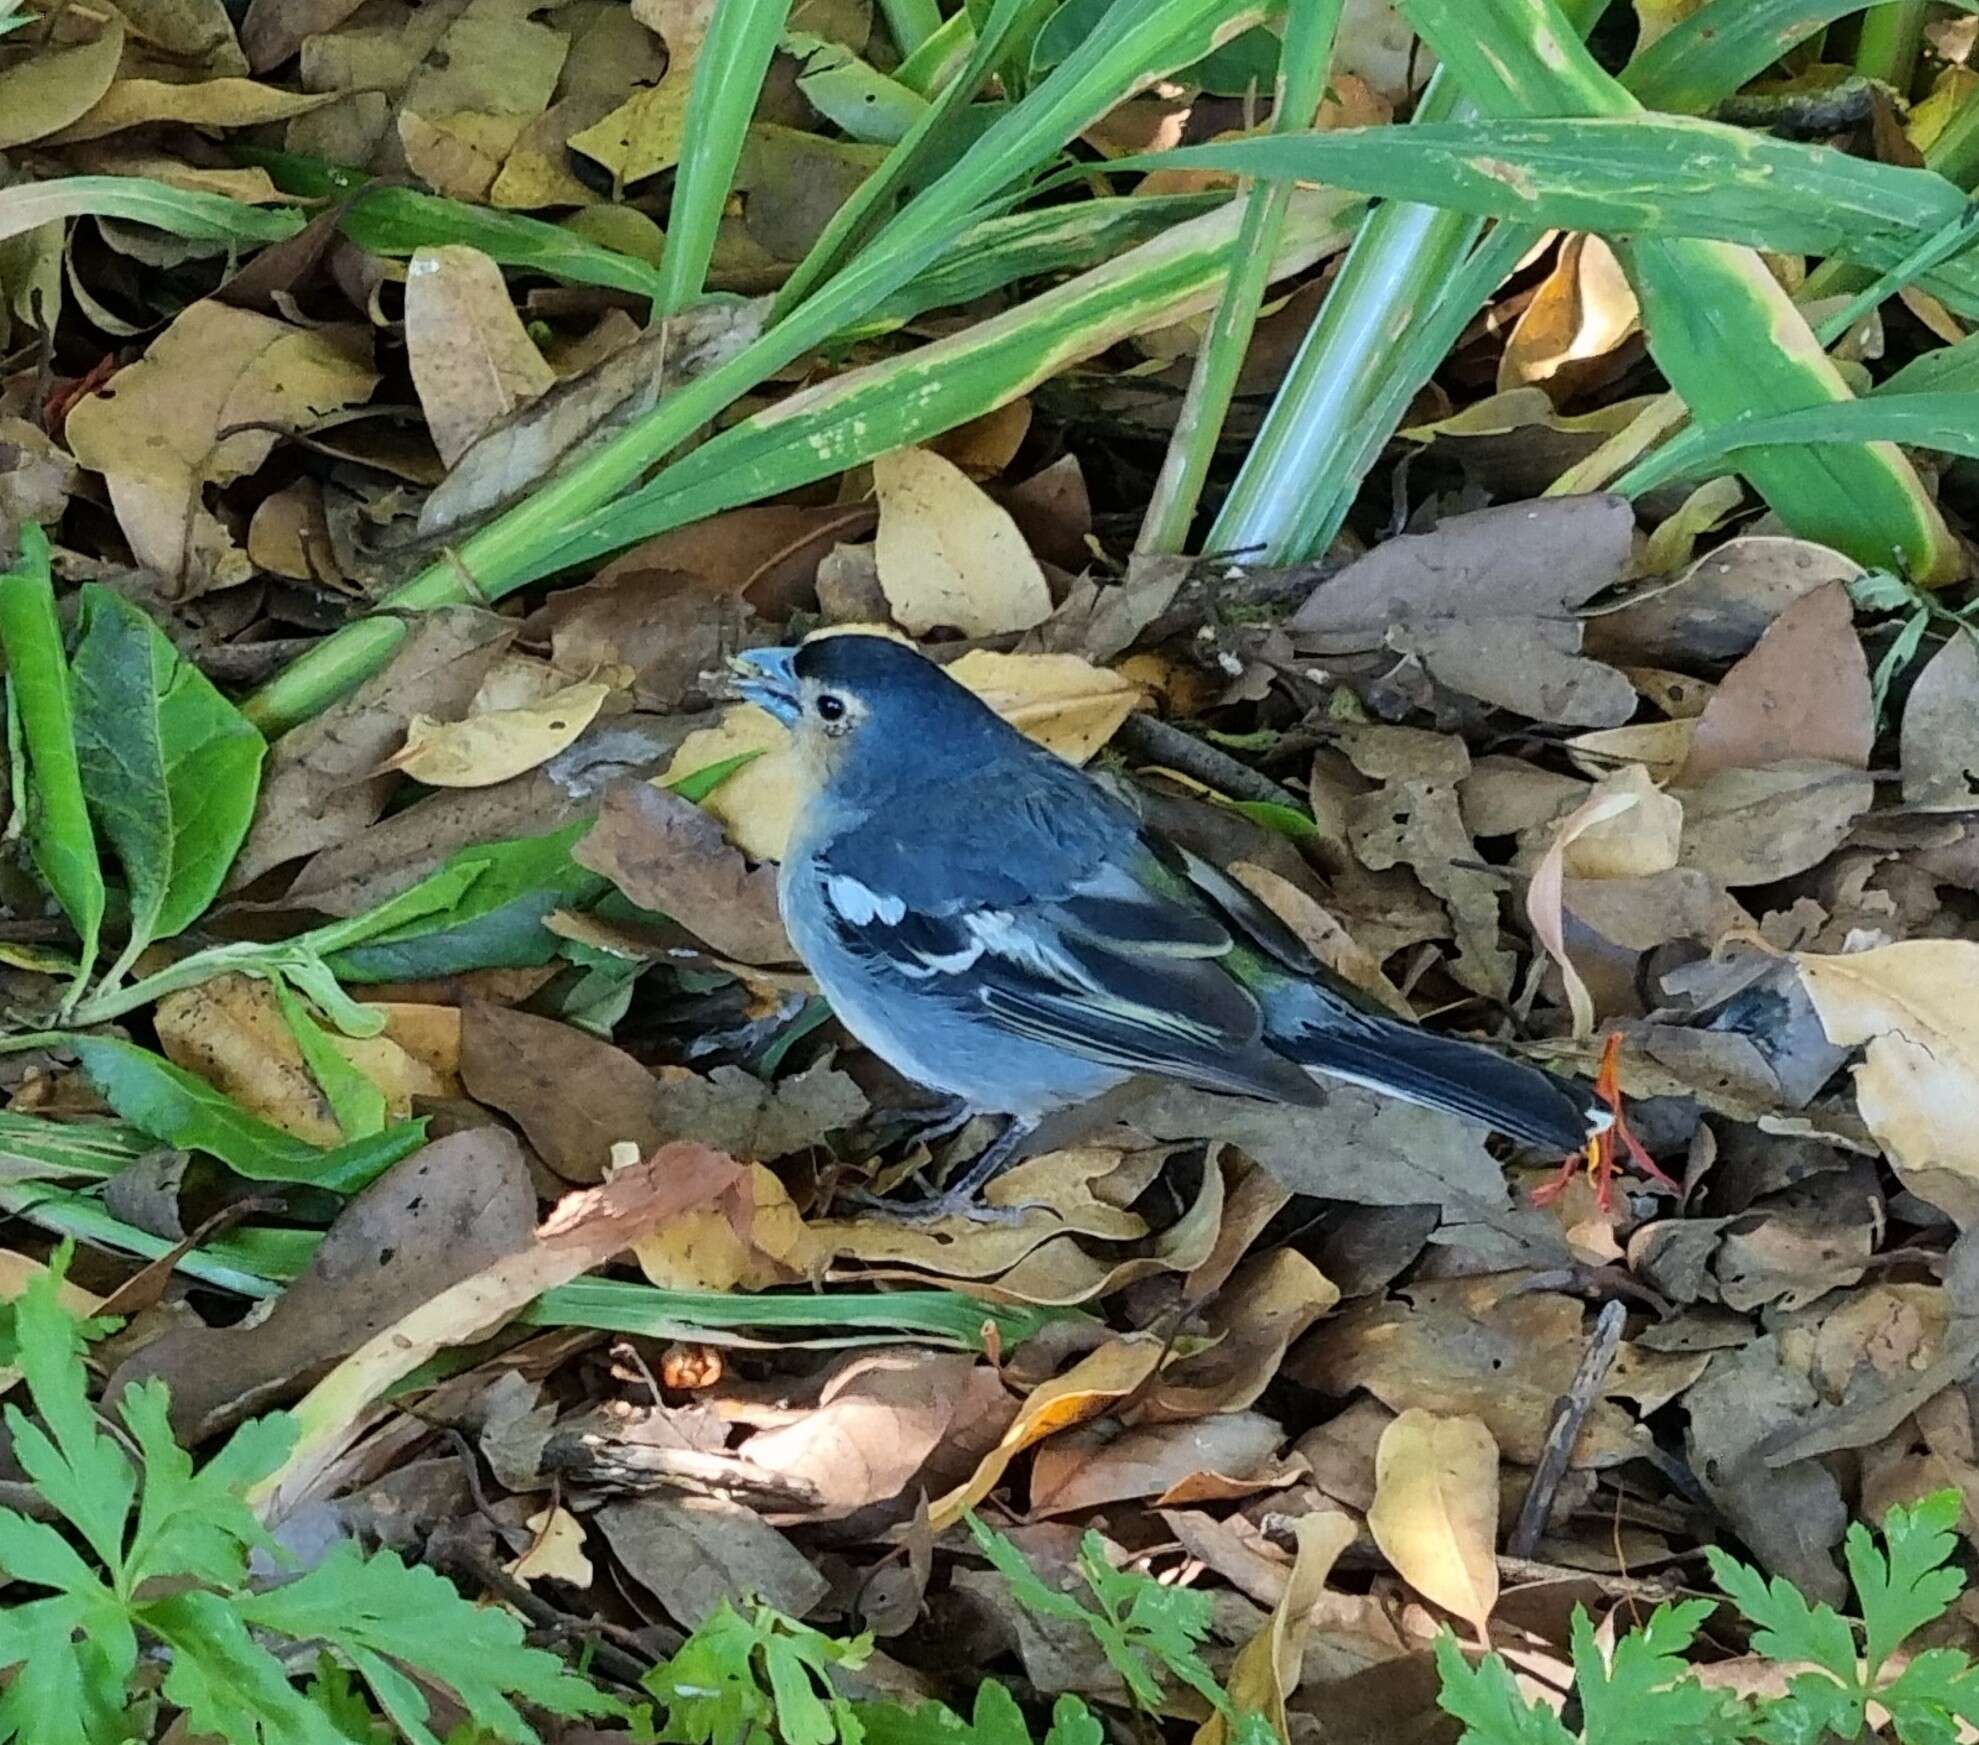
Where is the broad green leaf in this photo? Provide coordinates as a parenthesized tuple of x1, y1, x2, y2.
(323, 824, 608, 983)
(118, 1381, 287, 1592)
(0, 526, 103, 996)
(1704, 1545, 1860, 1682)
(145, 1590, 351, 1745)
(69, 585, 265, 987)
(70, 1036, 424, 1191)
(1433, 1632, 1578, 1745)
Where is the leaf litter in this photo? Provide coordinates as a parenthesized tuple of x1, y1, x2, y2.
(5, 3, 1979, 1738)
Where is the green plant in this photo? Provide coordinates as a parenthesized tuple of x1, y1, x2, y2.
(1435, 1491, 1979, 1745)
(0, 1250, 614, 1745)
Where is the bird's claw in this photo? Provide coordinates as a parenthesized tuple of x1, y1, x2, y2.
(1531, 1032, 1680, 1213)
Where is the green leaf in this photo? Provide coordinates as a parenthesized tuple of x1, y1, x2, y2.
(1569, 1602, 1745, 1745)
(71, 1036, 426, 1191)
(1847, 1489, 1965, 1677)
(0, 176, 304, 251)
(1706, 1544, 1861, 1688)
(69, 585, 265, 988)
(276, 982, 387, 1140)
(1433, 1632, 1578, 1745)
(145, 1588, 353, 1745)
(0, 526, 104, 998)
(323, 824, 608, 983)
(240, 1542, 615, 1740)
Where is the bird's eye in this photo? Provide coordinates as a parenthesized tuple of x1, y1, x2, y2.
(815, 693, 847, 722)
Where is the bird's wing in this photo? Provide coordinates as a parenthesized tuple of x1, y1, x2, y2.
(814, 843, 1323, 1105)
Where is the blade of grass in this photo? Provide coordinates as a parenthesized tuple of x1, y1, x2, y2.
(243, 0, 1278, 736)
(1622, 0, 1973, 115)
(0, 176, 303, 247)
(1138, 0, 1344, 554)
(878, 0, 942, 55)
(1616, 391, 1979, 493)
(531, 189, 1359, 577)
(1401, 0, 1958, 582)
(656, 0, 797, 314)
(1855, 0, 1929, 95)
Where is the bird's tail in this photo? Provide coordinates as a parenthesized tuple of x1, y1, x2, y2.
(1275, 1013, 1601, 1154)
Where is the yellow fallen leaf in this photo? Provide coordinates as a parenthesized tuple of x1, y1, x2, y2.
(0, 16, 125, 150)
(1193, 1511, 1357, 1745)
(1797, 941, 1979, 1226)
(404, 244, 555, 466)
(1525, 764, 1682, 1037)
(1367, 1408, 1501, 1641)
(666, 642, 1140, 860)
(156, 977, 447, 1142)
(386, 680, 610, 787)
(1564, 718, 1696, 784)
(50, 75, 337, 143)
(509, 1505, 594, 1588)
(64, 300, 378, 593)
(874, 447, 1052, 638)
(568, 77, 693, 187)
(632, 1162, 821, 1289)
(1498, 233, 1638, 395)
(929, 1335, 1166, 1530)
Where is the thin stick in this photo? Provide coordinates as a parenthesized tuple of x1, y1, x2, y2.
(1509, 1298, 1627, 1559)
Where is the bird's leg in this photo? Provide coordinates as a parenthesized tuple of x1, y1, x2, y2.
(847, 1115, 1042, 1225)
(897, 1094, 976, 1149)
(1531, 1032, 1682, 1213)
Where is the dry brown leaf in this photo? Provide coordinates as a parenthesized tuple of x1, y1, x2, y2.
(51, 75, 337, 142)
(1565, 718, 1696, 783)
(1679, 581, 1872, 782)
(573, 778, 793, 964)
(1228, 862, 1411, 1017)
(1901, 633, 1979, 811)
(665, 643, 1139, 860)
(1193, 1511, 1358, 1745)
(1526, 765, 1681, 1036)
(403, 244, 555, 466)
(64, 300, 376, 592)
(1797, 941, 1979, 1226)
(250, 1141, 748, 1519)
(1499, 234, 1639, 397)
(873, 446, 1052, 638)
(1675, 761, 1874, 887)
(0, 15, 126, 149)
(383, 680, 610, 787)
(928, 1334, 1166, 1529)
(1030, 1411, 1289, 1517)
(1367, 1408, 1500, 1640)
(1150, 1249, 1340, 1419)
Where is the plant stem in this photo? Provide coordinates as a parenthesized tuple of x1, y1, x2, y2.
(1854, 0, 1928, 96)
(1137, 0, 1344, 554)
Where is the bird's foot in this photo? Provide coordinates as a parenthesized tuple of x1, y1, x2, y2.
(837, 1185, 1042, 1227)
(1531, 1032, 1680, 1213)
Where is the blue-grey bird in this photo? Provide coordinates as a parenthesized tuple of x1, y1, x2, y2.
(733, 633, 1608, 1217)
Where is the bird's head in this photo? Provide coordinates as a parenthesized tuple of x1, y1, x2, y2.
(729, 633, 1002, 796)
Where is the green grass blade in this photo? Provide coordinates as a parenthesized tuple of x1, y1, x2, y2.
(0, 527, 103, 1006)
(1621, 0, 1965, 115)
(657, 0, 797, 314)
(0, 176, 303, 247)
(1400, 0, 1959, 582)
(1615, 392, 1979, 494)
(878, 0, 943, 54)
(532, 189, 1358, 576)
(1138, 0, 1345, 554)
(244, 0, 1277, 736)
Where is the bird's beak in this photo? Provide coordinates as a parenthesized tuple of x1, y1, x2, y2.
(728, 645, 802, 725)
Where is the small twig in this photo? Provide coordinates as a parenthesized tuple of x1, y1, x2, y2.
(426, 1539, 653, 1692)
(1115, 713, 1300, 809)
(1509, 1298, 1628, 1559)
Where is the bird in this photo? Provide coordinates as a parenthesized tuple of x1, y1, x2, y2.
(731, 633, 1661, 1219)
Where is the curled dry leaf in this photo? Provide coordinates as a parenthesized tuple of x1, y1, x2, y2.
(403, 244, 555, 467)
(928, 1334, 1166, 1530)
(666, 644, 1140, 860)
(873, 445, 1052, 638)
(64, 301, 378, 593)
(383, 680, 612, 787)
(1192, 1510, 1358, 1745)
(631, 1163, 819, 1289)
(1029, 1410, 1290, 1517)
(1367, 1408, 1500, 1640)
(1525, 764, 1681, 1037)
(1797, 940, 1979, 1227)
(1498, 233, 1639, 397)
(249, 1140, 749, 1521)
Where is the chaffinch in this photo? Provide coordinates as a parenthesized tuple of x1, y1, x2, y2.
(733, 634, 1635, 1218)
